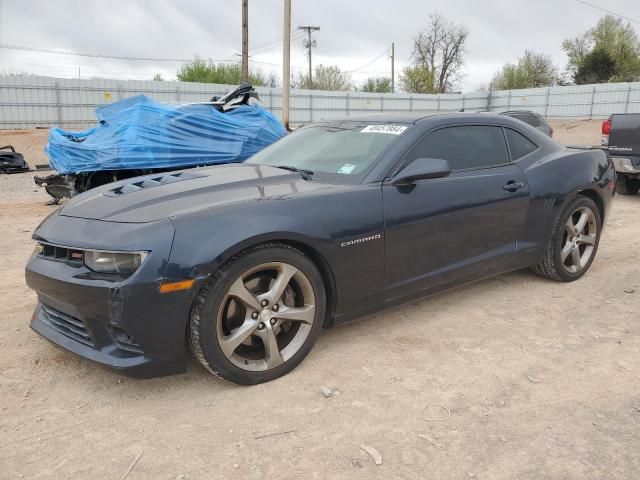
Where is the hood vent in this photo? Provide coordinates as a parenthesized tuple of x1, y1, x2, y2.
(105, 171, 203, 196)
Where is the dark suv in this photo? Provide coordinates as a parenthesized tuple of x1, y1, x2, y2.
(500, 111, 554, 137)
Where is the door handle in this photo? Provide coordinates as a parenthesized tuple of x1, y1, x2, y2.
(503, 181, 524, 192)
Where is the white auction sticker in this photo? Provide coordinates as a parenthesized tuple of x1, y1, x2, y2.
(361, 124, 407, 135)
(337, 163, 356, 174)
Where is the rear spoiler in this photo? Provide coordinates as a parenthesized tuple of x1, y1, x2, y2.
(564, 145, 609, 151)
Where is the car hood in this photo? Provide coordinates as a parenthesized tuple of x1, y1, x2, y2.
(59, 164, 341, 223)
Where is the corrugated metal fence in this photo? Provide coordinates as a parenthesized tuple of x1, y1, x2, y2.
(1, 75, 640, 130)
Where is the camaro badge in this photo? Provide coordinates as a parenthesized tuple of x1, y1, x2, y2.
(340, 233, 383, 247)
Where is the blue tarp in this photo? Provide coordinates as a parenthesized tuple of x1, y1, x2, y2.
(45, 95, 287, 174)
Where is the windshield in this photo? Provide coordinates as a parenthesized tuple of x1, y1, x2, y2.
(246, 122, 409, 183)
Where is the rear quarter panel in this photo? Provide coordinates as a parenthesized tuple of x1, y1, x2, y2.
(515, 147, 614, 264)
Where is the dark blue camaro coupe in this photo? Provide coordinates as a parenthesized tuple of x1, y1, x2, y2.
(26, 113, 615, 384)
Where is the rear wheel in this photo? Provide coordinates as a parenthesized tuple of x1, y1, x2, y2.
(532, 196, 601, 282)
(616, 174, 640, 195)
(189, 243, 326, 385)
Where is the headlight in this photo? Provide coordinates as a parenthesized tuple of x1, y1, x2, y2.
(84, 250, 148, 275)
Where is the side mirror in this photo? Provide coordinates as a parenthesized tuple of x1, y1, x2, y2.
(391, 158, 451, 186)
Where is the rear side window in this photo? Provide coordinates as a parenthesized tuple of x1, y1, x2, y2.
(512, 113, 541, 127)
(405, 125, 509, 171)
(505, 128, 538, 160)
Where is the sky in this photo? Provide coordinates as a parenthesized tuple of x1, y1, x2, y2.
(0, 0, 639, 92)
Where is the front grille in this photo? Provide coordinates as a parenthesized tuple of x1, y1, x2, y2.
(39, 304, 95, 348)
(39, 243, 84, 265)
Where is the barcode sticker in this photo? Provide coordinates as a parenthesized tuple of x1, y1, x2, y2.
(361, 124, 407, 135)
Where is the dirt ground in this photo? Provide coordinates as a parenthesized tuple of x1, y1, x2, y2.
(0, 120, 638, 479)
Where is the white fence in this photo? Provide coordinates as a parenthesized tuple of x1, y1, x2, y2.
(1, 75, 640, 130)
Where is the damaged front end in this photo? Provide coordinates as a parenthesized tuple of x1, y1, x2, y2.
(36, 83, 286, 203)
(34, 170, 149, 204)
(0, 145, 29, 173)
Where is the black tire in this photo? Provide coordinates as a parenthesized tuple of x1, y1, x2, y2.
(189, 243, 326, 385)
(532, 196, 602, 282)
(616, 174, 640, 195)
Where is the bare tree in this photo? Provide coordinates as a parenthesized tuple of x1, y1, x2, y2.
(408, 13, 469, 93)
(265, 72, 280, 88)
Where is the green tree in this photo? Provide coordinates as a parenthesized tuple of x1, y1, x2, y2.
(562, 15, 640, 83)
(574, 47, 617, 84)
(297, 64, 352, 90)
(360, 77, 393, 93)
(177, 57, 268, 85)
(399, 65, 435, 93)
(491, 50, 560, 90)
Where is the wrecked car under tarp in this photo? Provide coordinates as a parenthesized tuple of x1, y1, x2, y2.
(35, 84, 287, 202)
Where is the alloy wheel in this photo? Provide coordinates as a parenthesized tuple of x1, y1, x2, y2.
(215, 262, 316, 372)
(560, 206, 598, 274)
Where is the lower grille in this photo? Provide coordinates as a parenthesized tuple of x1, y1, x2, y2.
(39, 243, 84, 266)
(39, 304, 95, 348)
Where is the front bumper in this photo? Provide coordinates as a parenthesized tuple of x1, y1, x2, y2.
(25, 214, 200, 379)
(31, 302, 157, 375)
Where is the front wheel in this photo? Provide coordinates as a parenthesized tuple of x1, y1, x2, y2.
(616, 174, 640, 195)
(189, 243, 326, 385)
(532, 196, 602, 282)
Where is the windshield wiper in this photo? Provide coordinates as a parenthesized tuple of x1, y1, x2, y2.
(275, 165, 314, 180)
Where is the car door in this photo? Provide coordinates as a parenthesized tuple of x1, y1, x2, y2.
(382, 124, 531, 293)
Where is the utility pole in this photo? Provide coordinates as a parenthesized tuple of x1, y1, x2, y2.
(241, 0, 249, 82)
(282, 0, 291, 130)
(391, 42, 395, 93)
(298, 25, 319, 87)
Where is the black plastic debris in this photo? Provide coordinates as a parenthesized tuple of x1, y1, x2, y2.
(0, 145, 29, 173)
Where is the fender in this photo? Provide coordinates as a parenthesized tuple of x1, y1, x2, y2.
(165, 184, 385, 317)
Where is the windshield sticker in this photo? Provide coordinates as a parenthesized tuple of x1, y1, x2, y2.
(337, 164, 356, 174)
(361, 124, 407, 135)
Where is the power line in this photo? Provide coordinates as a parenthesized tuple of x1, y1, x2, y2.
(250, 31, 304, 55)
(573, 0, 640, 25)
(347, 49, 389, 73)
(0, 43, 203, 62)
(0, 33, 307, 66)
(1, 40, 389, 77)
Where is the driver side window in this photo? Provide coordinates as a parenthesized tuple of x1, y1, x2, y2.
(405, 125, 510, 171)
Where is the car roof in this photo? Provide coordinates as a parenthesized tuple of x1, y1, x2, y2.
(320, 112, 449, 124)
(309, 112, 552, 136)
(317, 111, 510, 125)
(316, 110, 548, 125)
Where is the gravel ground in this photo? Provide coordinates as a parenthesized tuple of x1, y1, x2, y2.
(0, 121, 639, 480)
